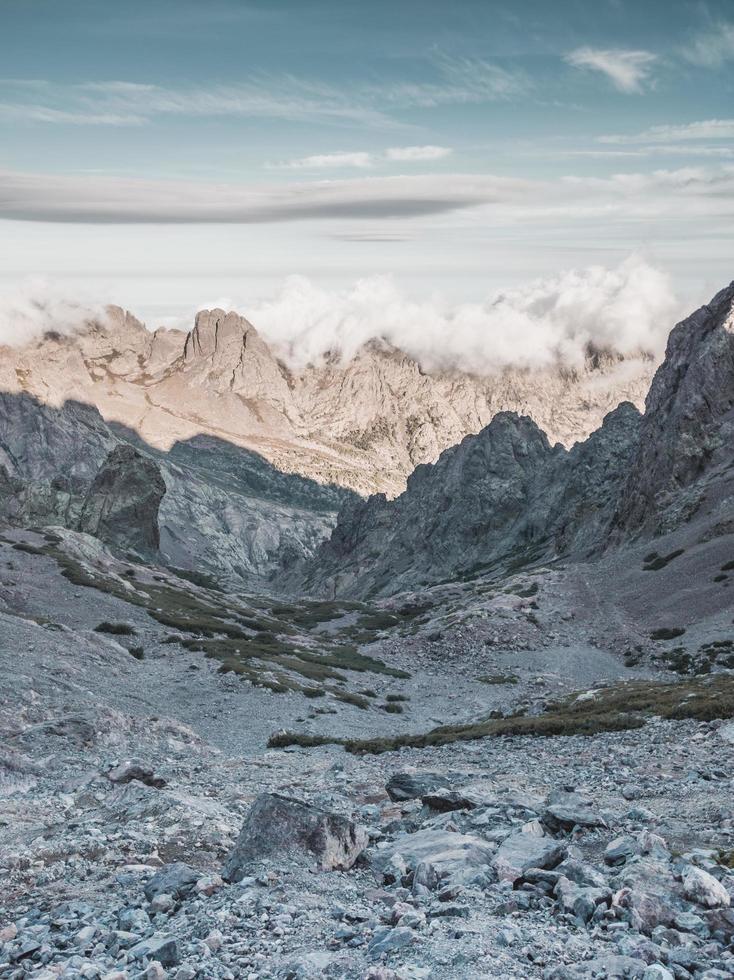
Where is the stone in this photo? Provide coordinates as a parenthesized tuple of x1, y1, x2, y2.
(371, 829, 495, 893)
(130, 934, 180, 967)
(604, 837, 638, 866)
(222, 793, 368, 880)
(385, 772, 451, 802)
(682, 866, 731, 908)
(641, 968, 674, 980)
(543, 794, 606, 832)
(367, 926, 415, 958)
(144, 863, 200, 903)
(493, 832, 566, 883)
(107, 759, 166, 789)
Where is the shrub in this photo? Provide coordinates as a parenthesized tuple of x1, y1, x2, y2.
(94, 622, 136, 636)
(650, 627, 686, 641)
(478, 673, 519, 685)
(643, 549, 685, 571)
(128, 646, 145, 660)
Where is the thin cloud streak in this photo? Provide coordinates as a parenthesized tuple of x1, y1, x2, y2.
(2, 165, 734, 224)
(682, 22, 734, 68)
(600, 119, 734, 144)
(269, 146, 454, 170)
(0, 56, 529, 130)
(564, 47, 657, 93)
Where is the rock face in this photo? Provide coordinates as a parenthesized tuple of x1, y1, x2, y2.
(295, 284, 734, 597)
(79, 446, 166, 555)
(222, 794, 368, 880)
(0, 392, 351, 584)
(295, 403, 642, 596)
(0, 305, 656, 497)
(618, 281, 734, 533)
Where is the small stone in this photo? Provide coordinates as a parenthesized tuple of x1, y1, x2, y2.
(367, 926, 415, 957)
(682, 866, 731, 908)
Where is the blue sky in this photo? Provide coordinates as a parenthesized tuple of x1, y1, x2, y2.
(0, 0, 733, 325)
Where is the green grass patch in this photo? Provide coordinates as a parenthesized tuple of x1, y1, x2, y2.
(267, 675, 734, 755)
(332, 690, 371, 710)
(478, 672, 519, 685)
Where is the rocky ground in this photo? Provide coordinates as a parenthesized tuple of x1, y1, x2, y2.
(2, 526, 734, 979)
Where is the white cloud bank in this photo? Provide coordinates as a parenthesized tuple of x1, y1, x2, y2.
(0, 259, 683, 377)
(0, 279, 108, 347)
(244, 256, 681, 374)
(565, 47, 657, 93)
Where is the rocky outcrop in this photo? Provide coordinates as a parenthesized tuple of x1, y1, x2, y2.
(79, 445, 166, 555)
(294, 284, 734, 597)
(297, 412, 558, 596)
(0, 393, 349, 583)
(618, 282, 734, 533)
(222, 794, 368, 879)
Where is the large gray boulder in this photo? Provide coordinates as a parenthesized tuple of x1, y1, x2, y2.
(370, 828, 496, 893)
(385, 771, 451, 802)
(79, 445, 166, 555)
(492, 832, 566, 883)
(143, 862, 200, 902)
(222, 793, 367, 880)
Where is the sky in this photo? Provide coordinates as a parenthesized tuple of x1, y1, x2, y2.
(0, 0, 733, 342)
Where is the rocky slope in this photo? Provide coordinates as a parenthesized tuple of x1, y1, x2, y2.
(0, 393, 349, 585)
(0, 306, 656, 497)
(2, 524, 734, 980)
(296, 284, 734, 598)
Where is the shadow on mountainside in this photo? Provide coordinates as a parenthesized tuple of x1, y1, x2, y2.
(0, 391, 356, 584)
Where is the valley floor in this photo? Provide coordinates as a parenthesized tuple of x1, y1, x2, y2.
(1, 527, 734, 979)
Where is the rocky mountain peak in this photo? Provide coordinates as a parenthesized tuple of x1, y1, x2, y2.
(619, 281, 734, 532)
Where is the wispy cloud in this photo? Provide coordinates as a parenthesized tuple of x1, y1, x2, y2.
(0, 102, 146, 126)
(272, 151, 374, 170)
(385, 145, 452, 161)
(0, 77, 398, 129)
(366, 54, 528, 109)
(270, 145, 454, 170)
(599, 119, 734, 144)
(564, 47, 657, 93)
(0, 56, 528, 130)
(682, 21, 734, 68)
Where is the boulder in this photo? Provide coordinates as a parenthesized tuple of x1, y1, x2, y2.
(144, 863, 200, 903)
(543, 793, 606, 832)
(129, 934, 180, 967)
(493, 832, 566, 883)
(222, 793, 367, 880)
(107, 759, 166, 789)
(370, 829, 495, 893)
(682, 866, 731, 909)
(385, 771, 451, 802)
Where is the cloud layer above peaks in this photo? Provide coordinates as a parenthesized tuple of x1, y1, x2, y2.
(245, 257, 681, 374)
